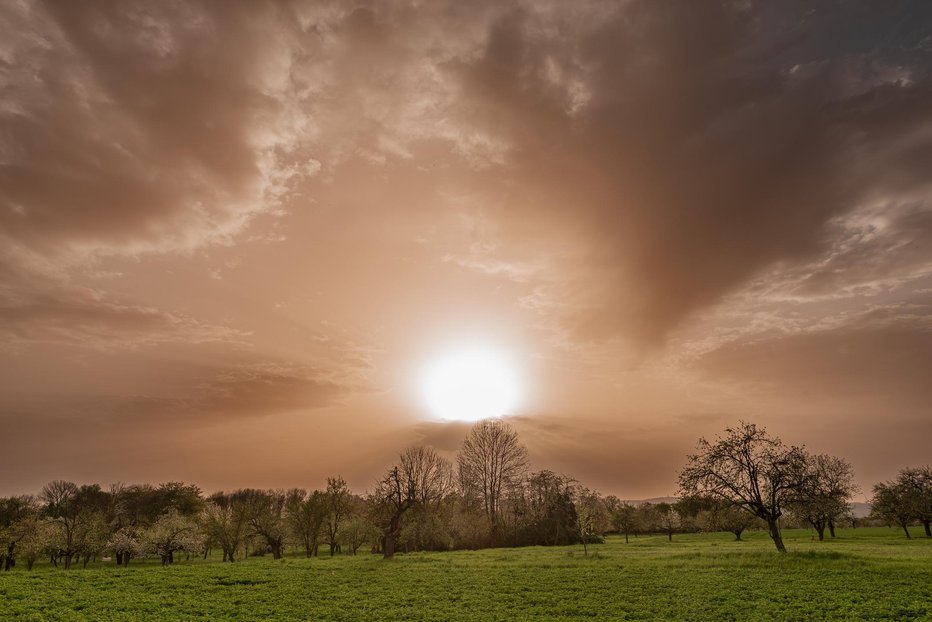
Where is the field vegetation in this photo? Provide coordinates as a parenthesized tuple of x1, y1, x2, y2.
(1, 528, 930, 621)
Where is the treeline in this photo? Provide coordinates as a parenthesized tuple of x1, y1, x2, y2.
(0, 421, 929, 570)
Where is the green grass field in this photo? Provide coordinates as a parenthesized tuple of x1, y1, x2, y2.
(1, 527, 930, 621)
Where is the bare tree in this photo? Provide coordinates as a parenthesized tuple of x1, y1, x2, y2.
(678, 422, 810, 552)
(373, 446, 454, 559)
(457, 420, 528, 539)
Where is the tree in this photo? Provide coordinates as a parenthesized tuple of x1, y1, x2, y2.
(678, 422, 810, 552)
(522, 470, 578, 547)
(141, 509, 200, 565)
(16, 516, 54, 571)
(655, 502, 681, 542)
(340, 513, 377, 555)
(457, 420, 528, 540)
(241, 489, 287, 559)
(610, 500, 637, 544)
(284, 489, 326, 558)
(0, 495, 37, 571)
(574, 487, 608, 555)
(107, 527, 139, 566)
(707, 499, 758, 540)
(373, 446, 454, 559)
(871, 481, 914, 538)
(202, 492, 249, 561)
(325, 477, 352, 556)
(789, 453, 857, 541)
(899, 466, 932, 537)
(40, 481, 81, 570)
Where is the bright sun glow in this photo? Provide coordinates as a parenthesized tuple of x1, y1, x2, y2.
(420, 347, 521, 422)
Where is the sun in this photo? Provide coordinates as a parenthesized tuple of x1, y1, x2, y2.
(420, 346, 521, 422)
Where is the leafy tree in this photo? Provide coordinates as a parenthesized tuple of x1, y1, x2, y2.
(141, 509, 201, 565)
(871, 481, 914, 538)
(16, 516, 54, 571)
(0, 495, 37, 571)
(655, 502, 681, 542)
(609, 500, 638, 544)
(899, 466, 932, 537)
(789, 454, 857, 541)
(202, 492, 249, 561)
(107, 527, 140, 566)
(709, 499, 758, 540)
(521, 471, 578, 547)
(241, 489, 287, 559)
(340, 512, 377, 555)
(284, 488, 326, 558)
(325, 477, 352, 556)
(41, 481, 111, 569)
(574, 487, 608, 555)
(678, 422, 810, 552)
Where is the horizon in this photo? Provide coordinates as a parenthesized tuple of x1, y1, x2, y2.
(2, 1, 931, 500)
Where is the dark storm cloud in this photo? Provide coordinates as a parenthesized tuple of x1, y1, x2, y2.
(442, 0, 932, 345)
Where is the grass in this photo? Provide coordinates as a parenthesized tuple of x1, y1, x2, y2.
(1, 527, 931, 621)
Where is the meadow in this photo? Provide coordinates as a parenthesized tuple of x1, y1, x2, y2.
(1, 527, 930, 621)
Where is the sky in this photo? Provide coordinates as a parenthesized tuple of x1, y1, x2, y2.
(1, 0, 931, 499)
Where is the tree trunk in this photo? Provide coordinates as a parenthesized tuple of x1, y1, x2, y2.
(115, 551, 124, 566)
(383, 534, 396, 559)
(667, 530, 672, 542)
(902, 523, 912, 539)
(123, 553, 131, 567)
(733, 529, 744, 541)
(767, 518, 787, 553)
(64, 554, 73, 570)
(922, 520, 931, 537)
(815, 524, 825, 541)
(624, 531, 629, 544)
(828, 519, 836, 538)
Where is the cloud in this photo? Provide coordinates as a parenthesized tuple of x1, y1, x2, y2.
(0, 1, 312, 261)
(694, 306, 932, 410)
(427, 0, 932, 346)
(1, 359, 349, 432)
